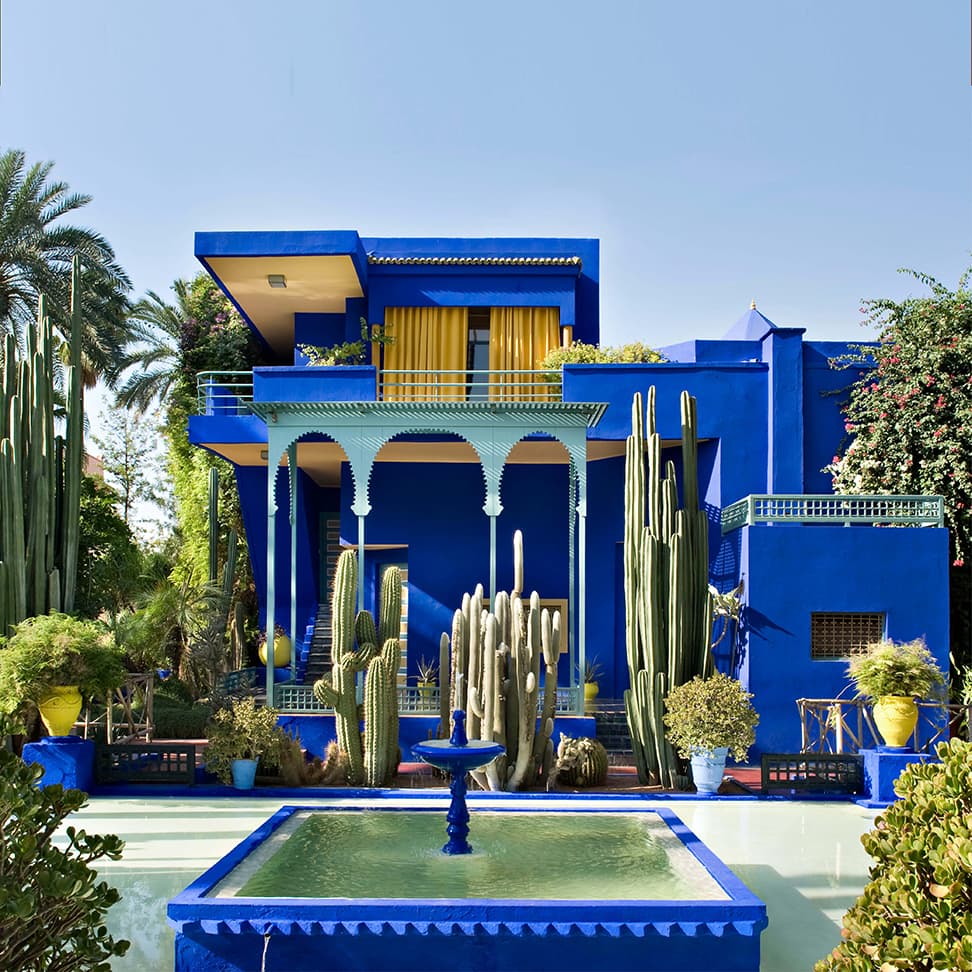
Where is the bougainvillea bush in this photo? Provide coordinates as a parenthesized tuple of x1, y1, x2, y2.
(829, 268, 972, 563)
(816, 738, 972, 971)
(829, 267, 972, 673)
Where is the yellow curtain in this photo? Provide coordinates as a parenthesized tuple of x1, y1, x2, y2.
(488, 307, 561, 400)
(382, 307, 468, 401)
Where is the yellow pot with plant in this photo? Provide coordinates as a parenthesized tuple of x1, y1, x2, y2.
(580, 657, 603, 713)
(416, 656, 438, 709)
(849, 638, 945, 749)
(258, 624, 291, 667)
(0, 614, 126, 738)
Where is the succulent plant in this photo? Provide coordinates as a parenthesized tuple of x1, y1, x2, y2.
(554, 734, 609, 788)
(816, 738, 972, 971)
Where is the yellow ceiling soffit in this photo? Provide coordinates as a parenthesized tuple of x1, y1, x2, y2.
(207, 255, 364, 354)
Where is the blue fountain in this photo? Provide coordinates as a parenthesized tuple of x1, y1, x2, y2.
(411, 710, 504, 854)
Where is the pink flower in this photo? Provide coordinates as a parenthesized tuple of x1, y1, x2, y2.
(954, 559, 965, 567)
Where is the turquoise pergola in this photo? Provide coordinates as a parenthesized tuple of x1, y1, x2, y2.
(248, 400, 607, 711)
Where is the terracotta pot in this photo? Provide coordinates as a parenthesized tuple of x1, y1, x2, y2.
(258, 634, 291, 667)
(37, 685, 82, 737)
(872, 695, 918, 748)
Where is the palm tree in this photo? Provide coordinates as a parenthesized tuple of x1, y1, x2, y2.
(117, 280, 188, 412)
(0, 148, 131, 382)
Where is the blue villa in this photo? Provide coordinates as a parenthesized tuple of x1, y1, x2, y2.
(188, 230, 949, 758)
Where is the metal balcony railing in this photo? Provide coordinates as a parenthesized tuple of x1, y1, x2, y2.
(721, 494, 944, 533)
(196, 371, 254, 414)
(380, 370, 561, 402)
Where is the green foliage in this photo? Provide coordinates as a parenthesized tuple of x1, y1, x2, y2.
(76, 475, 144, 619)
(0, 614, 126, 720)
(580, 655, 604, 684)
(152, 694, 214, 738)
(662, 672, 758, 763)
(204, 696, 285, 784)
(0, 719, 129, 970)
(416, 655, 439, 682)
(298, 317, 394, 366)
(539, 339, 665, 373)
(817, 738, 972, 971)
(849, 637, 946, 701)
(829, 268, 972, 566)
(0, 149, 131, 381)
(110, 607, 172, 673)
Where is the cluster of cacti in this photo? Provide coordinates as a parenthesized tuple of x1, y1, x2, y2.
(0, 259, 85, 635)
(554, 734, 609, 788)
(442, 530, 561, 791)
(624, 387, 714, 788)
(312, 550, 401, 786)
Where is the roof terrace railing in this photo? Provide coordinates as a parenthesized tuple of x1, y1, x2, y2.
(379, 369, 561, 403)
(197, 371, 254, 414)
(721, 494, 944, 534)
(196, 368, 563, 414)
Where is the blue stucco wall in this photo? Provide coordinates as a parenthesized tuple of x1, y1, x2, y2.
(737, 523, 949, 756)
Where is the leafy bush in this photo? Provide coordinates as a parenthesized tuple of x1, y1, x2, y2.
(0, 614, 126, 725)
(204, 697, 285, 784)
(152, 695, 214, 739)
(849, 638, 945, 700)
(662, 672, 758, 762)
(816, 738, 972, 970)
(0, 720, 129, 970)
(539, 340, 665, 373)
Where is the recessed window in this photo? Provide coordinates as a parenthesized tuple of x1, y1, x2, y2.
(810, 613, 885, 660)
(466, 307, 491, 400)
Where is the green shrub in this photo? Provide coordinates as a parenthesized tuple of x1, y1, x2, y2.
(0, 720, 129, 970)
(849, 637, 946, 700)
(0, 614, 126, 726)
(152, 695, 214, 739)
(662, 672, 758, 762)
(539, 339, 665, 373)
(204, 697, 285, 784)
(816, 738, 972, 970)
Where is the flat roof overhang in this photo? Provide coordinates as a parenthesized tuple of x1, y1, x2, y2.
(194, 231, 369, 355)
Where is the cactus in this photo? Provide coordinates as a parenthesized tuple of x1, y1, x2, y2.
(624, 388, 714, 788)
(313, 550, 402, 785)
(0, 262, 84, 635)
(441, 530, 561, 791)
(555, 734, 609, 788)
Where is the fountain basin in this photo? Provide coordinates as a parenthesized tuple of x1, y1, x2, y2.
(167, 803, 767, 971)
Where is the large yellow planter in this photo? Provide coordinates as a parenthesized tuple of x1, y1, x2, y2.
(584, 681, 599, 713)
(37, 685, 82, 737)
(872, 695, 918, 748)
(259, 634, 291, 667)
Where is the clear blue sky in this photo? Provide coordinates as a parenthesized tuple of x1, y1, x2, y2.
(2, 0, 969, 350)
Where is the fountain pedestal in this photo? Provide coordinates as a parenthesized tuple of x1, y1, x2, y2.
(412, 710, 504, 855)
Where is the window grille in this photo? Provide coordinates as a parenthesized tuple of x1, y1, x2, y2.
(810, 612, 885, 660)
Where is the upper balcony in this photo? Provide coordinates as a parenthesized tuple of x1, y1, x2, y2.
(196, 366, 564, 414)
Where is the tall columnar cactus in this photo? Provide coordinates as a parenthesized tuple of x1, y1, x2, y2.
(624, 387, 714, 788)
(0, 260, 84, 635)
(312, 550, 402, 786)
(442, 530, 560, 791)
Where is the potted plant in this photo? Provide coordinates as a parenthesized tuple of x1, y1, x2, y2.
(0, 613, 127, 737)
(258, 623, 291, 668)
(579, 656, 604, 713)
(204, 696, 285, 789)
(416, 656, 438, 708)
(663, 672, 759, 796)
(848, 637, 945, 748)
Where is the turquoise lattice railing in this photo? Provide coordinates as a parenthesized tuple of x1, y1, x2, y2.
(721, 494, 943, 534)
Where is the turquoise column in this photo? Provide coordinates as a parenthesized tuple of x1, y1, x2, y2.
(568, 461, 577, 696)
(288, 442, 298, 683)
(264, 451, 277, 707)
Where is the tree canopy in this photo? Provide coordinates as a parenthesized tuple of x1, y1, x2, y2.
(0, 148, 131, 382)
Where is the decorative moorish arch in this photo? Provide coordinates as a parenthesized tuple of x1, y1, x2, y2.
(248, 401, 606, 709)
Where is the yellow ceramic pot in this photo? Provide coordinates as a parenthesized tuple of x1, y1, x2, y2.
(872, 695, 918, 748)
(37, 685, 83, 737)
(584, 681, 599, 712)
(417, 680, 436, 709)
(258, 634, 291, 667)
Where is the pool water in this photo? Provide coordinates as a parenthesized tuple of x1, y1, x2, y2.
(220, 810, 729, 900)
